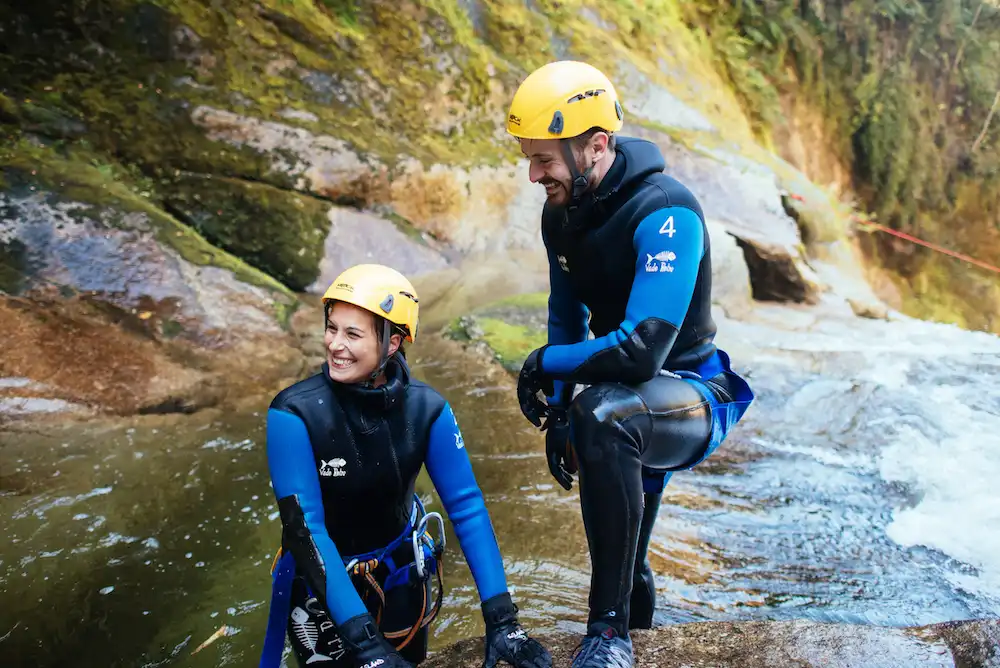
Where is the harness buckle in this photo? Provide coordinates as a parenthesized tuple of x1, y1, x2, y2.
(412, 511, 446, 580)
(345, 558, 379, 576)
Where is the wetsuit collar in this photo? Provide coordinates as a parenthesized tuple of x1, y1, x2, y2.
(323, 353, 410, 411)
(564, 148, 627, 230)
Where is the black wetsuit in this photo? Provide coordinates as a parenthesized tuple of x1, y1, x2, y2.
(536, 137, 756, 633)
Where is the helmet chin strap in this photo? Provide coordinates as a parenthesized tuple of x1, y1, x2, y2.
(559, 140, 595, 210)
(366, 318, 394, 386)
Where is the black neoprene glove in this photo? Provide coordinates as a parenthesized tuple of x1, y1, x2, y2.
(541, 408, 575, 491)
(517, 347, 554, 428)
(338, 612, 412, 668)
(481, 592, 552, 668)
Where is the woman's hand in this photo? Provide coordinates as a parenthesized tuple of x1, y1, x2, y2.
(481, 593, 552, 668)
(338, 612, 413, 668)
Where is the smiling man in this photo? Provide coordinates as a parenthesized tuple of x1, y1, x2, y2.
(506, 61, 756, 668)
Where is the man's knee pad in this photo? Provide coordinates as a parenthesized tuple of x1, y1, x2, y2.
(637, 377, 714, 471)
(569, 384, 649, 464)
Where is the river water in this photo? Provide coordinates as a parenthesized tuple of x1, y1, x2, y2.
(2, 301, 1000, 667)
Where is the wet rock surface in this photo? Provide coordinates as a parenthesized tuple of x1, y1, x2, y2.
(423, 618, 1000, 668)
(306, 206, 452, 294)
(0, 295, 306, 418)
(0, 191, 292, 346)
(0, 191, 306, 416)
(192, 105, 549, 255)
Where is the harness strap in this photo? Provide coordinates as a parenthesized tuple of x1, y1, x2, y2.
(259, 549, 296, 668)
(381, 550, 445, 648)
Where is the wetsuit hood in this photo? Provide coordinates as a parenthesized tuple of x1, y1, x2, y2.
(322, 352, 410, 411)
(599, 137, 667, 200)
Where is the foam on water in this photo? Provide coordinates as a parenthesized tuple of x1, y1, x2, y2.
(879, 372, 1000, 608)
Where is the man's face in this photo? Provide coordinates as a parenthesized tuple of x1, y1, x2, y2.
(520, 138, 578, 207)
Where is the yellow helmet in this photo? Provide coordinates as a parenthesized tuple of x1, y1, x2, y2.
(506, 61, 624, 140)
(322, 264, 420, 342)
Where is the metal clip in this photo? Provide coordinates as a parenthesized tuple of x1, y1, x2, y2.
(412, 511, 446, 580)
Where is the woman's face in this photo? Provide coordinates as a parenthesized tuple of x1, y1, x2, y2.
(324, 301, 400, 384)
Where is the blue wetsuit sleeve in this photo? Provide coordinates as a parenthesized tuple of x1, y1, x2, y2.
(540, 206, 704, 384)
(424, 402, 508, 601)
(542, 224, 589, 407)
(266, 408, 367, 624)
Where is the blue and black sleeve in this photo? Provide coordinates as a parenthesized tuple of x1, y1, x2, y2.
(266, 408, 368, 625)
(424, 402, 508, 602)
(542, 224, 589, 407)
(539, 206, 704, 384)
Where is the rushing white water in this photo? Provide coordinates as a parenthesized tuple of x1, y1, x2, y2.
(702, 303, 1000, 621)
(878, 373, 1000, 609)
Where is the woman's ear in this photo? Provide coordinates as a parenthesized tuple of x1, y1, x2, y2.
(387, 333, 403, 357)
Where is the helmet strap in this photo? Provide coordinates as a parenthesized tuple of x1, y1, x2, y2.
(367, 318, 394, 386)
(560, 139, 594, 210)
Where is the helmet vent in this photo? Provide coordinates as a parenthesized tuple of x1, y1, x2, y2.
(567, 89, 606, 103)
(548, 110, 564, 135)
(399, 291, 419, 303)
(615, 99, 623, 120)
(379, 294, 394, 313)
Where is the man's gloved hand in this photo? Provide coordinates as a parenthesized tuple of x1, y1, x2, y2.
(338, 612, 413, 668)
(481, 592, 551, 668)
(541, 408, 575, 490)
(517, 347, 554, 428)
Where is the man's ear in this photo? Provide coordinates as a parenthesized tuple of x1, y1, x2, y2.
(591, 131, 610, 158)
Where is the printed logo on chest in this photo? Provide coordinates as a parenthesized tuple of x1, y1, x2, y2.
(318, 458, 347, 478)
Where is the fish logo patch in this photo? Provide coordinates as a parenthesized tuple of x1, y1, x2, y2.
(644, 251, 676, 273)
(319, 458, 347, 478)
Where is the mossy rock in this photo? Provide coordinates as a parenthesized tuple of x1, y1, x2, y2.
(0, 136, 294, 300)
(163, 174, 331, 292)
(780, 187, 850, 248)
(446, 291, 549, 372)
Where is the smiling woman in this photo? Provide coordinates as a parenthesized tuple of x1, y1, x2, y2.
(260, 263, 552, 668)
(324, 300, 397, 384)
(322, 266, 415, 386)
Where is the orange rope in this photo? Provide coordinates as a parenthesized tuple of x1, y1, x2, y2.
(786, 192, 999, 274)
(857, 220, 1000, 275)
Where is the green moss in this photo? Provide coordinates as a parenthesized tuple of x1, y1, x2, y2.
(443, 291, 550, 370)
(0, 94, 20, 123)
(629, 118, 726, 161)
(383, 211, 434, 245)
(273, 298, 301, 332)
(0, 138, 294, 299)
(441, 289, 551, 370)
(477, 317, 547, 371)
(162, 174, 330, 291)
(781, 190, 850, 248)
(0, 237, 31, 295)
(478, 0, 553, 72)
(486, 291, 549, 311)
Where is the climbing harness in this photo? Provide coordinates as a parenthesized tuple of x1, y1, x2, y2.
(343, 497, 447, 650)
(258, 495, 447, 668)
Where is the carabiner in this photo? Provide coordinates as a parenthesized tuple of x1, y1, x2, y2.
(412, 511, 446, 580)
